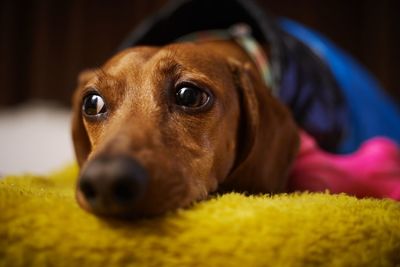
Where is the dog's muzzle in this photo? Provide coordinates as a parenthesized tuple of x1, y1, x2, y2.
(77, 155, 148, 217)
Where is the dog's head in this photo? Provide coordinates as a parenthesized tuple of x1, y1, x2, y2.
(72, 40, 298, 218)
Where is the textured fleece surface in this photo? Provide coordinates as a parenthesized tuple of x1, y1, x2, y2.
(1, 165, 400, 267)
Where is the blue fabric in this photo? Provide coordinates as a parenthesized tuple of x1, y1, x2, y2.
(279, 18, 400, 153)
(278, 44, 347, 152)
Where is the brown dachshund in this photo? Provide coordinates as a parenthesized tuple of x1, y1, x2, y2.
(72, 40, 299, 218)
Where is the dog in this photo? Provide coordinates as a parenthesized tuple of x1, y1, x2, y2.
(72, 38, 299, 218)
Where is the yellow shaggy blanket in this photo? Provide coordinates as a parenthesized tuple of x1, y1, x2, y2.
(1, 165, 400, 267)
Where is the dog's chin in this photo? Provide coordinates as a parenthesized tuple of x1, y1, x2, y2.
(76, 192, 154, 219)
(75, 186, 204, 220)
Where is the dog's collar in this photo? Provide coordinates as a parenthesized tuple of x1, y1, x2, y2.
(177, 24, 275, 95)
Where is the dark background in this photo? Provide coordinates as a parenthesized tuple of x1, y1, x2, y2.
(1, 0, 399, 107)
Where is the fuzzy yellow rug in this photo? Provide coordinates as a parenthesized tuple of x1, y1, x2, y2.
(1, 165, 400, 267)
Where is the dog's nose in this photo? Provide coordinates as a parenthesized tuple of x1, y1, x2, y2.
(77, 156, 148, 216)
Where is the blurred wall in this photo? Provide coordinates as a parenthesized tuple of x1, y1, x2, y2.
(1, 0, 399, 107)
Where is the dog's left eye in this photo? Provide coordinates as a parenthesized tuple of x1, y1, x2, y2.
(82, 94, 107, 116)
(175, 86, 210, 109)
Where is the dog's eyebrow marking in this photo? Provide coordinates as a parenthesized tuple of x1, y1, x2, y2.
(152, 53, 211, 81)
(153, 57, 217, 91)
(89, 68, 124, 90)
(154, 57, 183, 77)
(93, 68, 106, 81)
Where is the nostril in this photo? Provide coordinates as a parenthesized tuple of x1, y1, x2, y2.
(112, 178, 137, 203)
(79, 179, 97, 200)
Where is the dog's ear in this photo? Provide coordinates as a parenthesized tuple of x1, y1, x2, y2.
(71, 69, 95, 167)
(223, 60, 299, 193)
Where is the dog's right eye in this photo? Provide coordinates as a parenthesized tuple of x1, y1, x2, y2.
(175, 86, 211, 110)
(82, 94, 107, 117)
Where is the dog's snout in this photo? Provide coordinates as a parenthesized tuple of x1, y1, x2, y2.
(77, 156, 148, 216)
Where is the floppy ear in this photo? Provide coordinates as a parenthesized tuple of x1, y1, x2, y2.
(71, 69, 95, 167)
(222, 60, 299, 194)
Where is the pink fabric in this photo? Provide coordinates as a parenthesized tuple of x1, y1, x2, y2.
(289, 131, 400, 200)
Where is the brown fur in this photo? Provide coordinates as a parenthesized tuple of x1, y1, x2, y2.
(72, 40, 299, 216)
